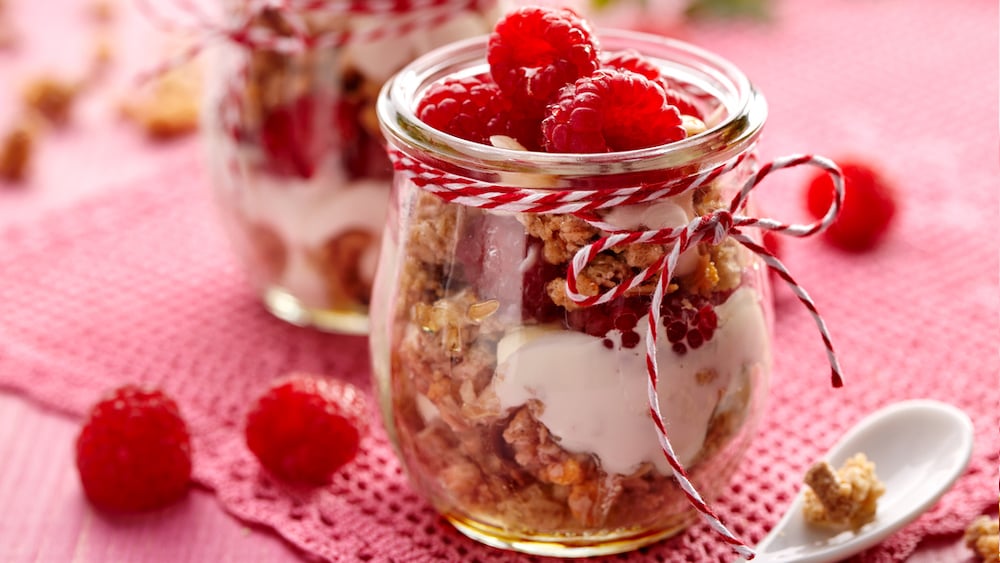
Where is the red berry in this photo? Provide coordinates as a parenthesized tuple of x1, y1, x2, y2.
(542, 69, 686, 153)
(565, 296, 648, 348)
(519, 242, 566, 323)
(806, 160, 897, 251)
(600, 49, 704, 119)
(761, 230, 781, 258)
(259, 95, 330, 179)
(600, 49, 660, 80)
(260, 96, 314, 178)
(662, 292, 721, 355)
(75, 385, 192, 512)
(417, 75, 538, 148)
(488, 6, 600, 114)
(245, 374, 367, 485)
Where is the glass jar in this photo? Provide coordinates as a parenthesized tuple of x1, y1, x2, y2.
(202, 0, 500, 333)
(371, 31, 771, 556)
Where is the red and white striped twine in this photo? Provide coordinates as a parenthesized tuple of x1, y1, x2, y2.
(135, 0, 496, 80)
(390, 148, 845, 559)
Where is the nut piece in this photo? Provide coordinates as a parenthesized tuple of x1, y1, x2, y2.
(802, 453, 885, 530)
(88, 0, 116, 22)
(121, 66, 200, 139)
(0, 121, 35, 183)
(92, 35, 114, 70)
(965, 514, 999, 563)
(681, 115, 707, 137)
(23, 76, 80, 126)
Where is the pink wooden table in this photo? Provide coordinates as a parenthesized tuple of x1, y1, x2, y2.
(0, 0, 993, 561)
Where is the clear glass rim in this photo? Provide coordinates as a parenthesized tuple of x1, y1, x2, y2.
(377, 29, 768, 182)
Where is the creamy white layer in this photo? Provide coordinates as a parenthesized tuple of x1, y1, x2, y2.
(493, 287, 770, 476)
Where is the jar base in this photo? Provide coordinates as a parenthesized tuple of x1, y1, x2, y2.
(262, 286, 369, 334)
(445, 513, 692, 558)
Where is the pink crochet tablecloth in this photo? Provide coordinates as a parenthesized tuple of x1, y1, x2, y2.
(1, 1, 997, 562)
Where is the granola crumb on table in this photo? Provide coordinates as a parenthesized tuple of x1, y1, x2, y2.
(22, 76, 81, 127)
(88, 0, 116, 23)
(0, 120, 35, 183)
(120, 66, 200, 139)
(965, 513, 999, 563)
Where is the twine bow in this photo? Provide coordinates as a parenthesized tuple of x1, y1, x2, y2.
(391, 149, 845, 559)
(564, 154, 844, 559)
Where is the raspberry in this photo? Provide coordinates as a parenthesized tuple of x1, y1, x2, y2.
(75, 385, 192, 512)
(542, 69, 686, 153)
(416, 75, 538, 148)
(662, 292, 722, 355)
(259, 95, 330, 179)
(561, 291, 727, 352)
(601, 49, 704, 118)
(806, 160, 898, 251)
(487, 7, 599, 113)
(257, 94, 386, 181)
(519, 241, 566, 323)
(600, 49, 660, 80)
(761, 230, 781, 258)
(565, 296, 648, 348)
(245, 374, 367, 485)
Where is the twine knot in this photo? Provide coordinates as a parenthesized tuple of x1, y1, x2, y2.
(695, 208, 735, 246)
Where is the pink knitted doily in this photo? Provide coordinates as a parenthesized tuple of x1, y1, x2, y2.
(1, 1, 997, 562)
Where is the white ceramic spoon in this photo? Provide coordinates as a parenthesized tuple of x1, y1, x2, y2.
(736, 399, 974, 563)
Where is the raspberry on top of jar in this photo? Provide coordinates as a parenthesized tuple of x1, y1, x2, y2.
(381, 4, 770, 544)
(418, 6, 710, 152)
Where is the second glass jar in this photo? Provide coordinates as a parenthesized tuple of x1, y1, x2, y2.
(203, 1, 500, 333)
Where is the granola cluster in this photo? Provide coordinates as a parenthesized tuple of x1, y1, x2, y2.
(383, 173, 766, 537)
(802, 453, 885, 530)
(965, 511, 999, 563)
(121, 66, 200, 140)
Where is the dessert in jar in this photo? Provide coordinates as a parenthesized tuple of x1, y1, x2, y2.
(202, 0, 500, 333)
(372, 6, 843, 557)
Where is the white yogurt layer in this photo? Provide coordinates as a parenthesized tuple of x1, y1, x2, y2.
(203, 73, 390, 306)
(494, 287, 770, 476)
(239, 174, 389, 305)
